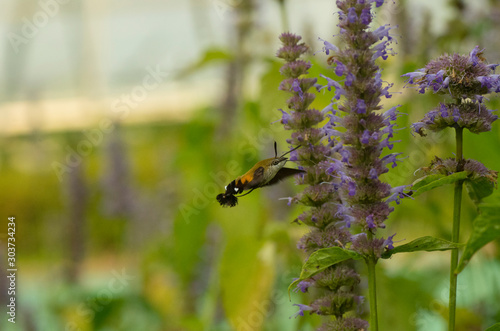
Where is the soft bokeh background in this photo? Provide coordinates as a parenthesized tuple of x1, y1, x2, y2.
(1, 0, 499, 330)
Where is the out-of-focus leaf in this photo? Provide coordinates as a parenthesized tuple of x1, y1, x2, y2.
(485, 323, 500, 331)
(179, 48, 233, 77)
(171, 122, 214, 286)
(382, 236, 462, 259)
(288, 247, 362, 295)
(143, 267, 185, 319)
(411, 172, 468, 197)
(456, 194, 500, 274)
(220, 238, 276, 331)
(465, 176, 495, 204)
(171, 209, 210, 286)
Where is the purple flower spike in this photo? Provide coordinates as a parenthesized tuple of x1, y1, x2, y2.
(316, 0, 400, 257)
(279, 30, 361, 323)
(278, 0, 401, 327)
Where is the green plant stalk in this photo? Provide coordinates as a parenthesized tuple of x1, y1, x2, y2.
(277, 0, 289, 32)
(366, 231, 379, 331)
(449, 126, 464, 330)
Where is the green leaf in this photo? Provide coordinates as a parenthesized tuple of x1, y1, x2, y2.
(485, 323, 500, 331)
(178, 48, 233, 77)
(465, 176, 495, 204)
(220, 239, 277, 329)
(382, 236, 462, 259)
(411, 174, 445, 190)
(411, 172, 468, 197)
(456, 198, 500, 274)
(288, 247, 362, 296)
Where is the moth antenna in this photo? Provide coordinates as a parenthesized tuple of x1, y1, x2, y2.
(280, 144, 302, 158)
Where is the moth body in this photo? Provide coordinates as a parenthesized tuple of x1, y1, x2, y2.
(216, 143, 304, 207)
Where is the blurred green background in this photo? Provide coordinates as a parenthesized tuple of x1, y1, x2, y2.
(1, 0, 499, 330)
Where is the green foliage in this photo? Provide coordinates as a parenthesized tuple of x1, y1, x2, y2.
(376, 270, 435, 331)
(259, 59, 288, 119)
(465, 176, 496, 204)
(179, 48, 234, 77)
(288, 247, 363, 295)
(411, 172, 468, 197)
(382, 236, 463, 259)
(219, 238, 277, 330)
(456, 192, 500, 274)
(485, 323, 500, 331)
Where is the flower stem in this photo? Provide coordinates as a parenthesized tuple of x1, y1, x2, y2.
(455, 126, 463, 163)
(449, 126, 464, 330)
(367, 232, 379, 331)
(277, 0, 289, 32)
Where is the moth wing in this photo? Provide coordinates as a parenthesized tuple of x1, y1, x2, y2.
(264, 168, 305, 187)
(237, 166, 265, 192)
